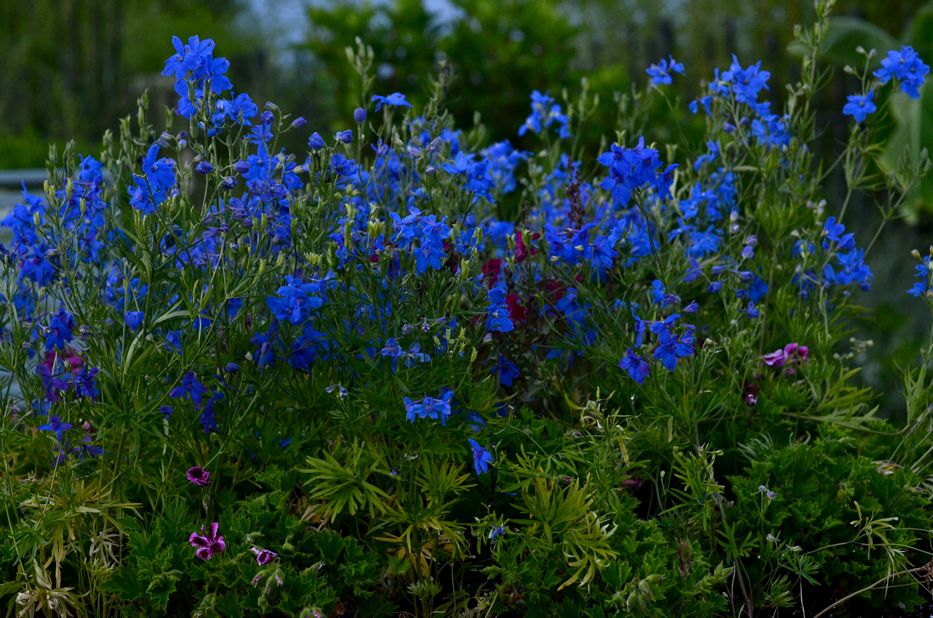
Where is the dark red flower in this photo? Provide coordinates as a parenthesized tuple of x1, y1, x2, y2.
(506, 293, 527, 323)
(482, 258, 503, 287)
(542, 279, 567, 303)
(514, 230, 540, 263)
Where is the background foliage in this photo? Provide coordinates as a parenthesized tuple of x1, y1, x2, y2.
(0, 1, 932, 617)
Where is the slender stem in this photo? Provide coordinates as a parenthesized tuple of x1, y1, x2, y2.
(813, 565, 928, 618)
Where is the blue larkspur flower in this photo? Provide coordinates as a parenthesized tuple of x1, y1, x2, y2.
(404, 390, 454, 424)
(486, 282, 514, 333)
(128, 144, 177, 214)
(308, 132, 326, 151)
(372, 92, 412, 112)
(874, 46, 930, 99)
(169, 371, 207, 408)
(619, 348, 650, 385)
(908, 256, 933, 298)
(124, 311, 144, 332)
(518, 91, 570, 139)
(842, 91, 877, 123)
(646, 55, 685, 86)
(468, 438, 494, 475)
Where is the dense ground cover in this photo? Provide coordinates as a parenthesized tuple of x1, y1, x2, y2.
(1, 2, 932, 616)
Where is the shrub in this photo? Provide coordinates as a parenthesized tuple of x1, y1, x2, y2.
(1, 2, 931, 616)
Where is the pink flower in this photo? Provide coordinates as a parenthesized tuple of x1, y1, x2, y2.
(250, 546, 278, 565)
(189, 522, 225, 560)
(783, 342, 808, 361)
(187, 466, 210, 486)
(763, 343, 810, 374)
(762, 349, 785, 367)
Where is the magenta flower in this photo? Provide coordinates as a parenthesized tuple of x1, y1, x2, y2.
(762, 349, 785, 367)
(188, 522, 226, 560)
(782, 343, 808, 361)
(187, 466, 211, 486)
(250, 546, 278, 565)
(781, 343, 809, 375)
(762, 343, 810, 374)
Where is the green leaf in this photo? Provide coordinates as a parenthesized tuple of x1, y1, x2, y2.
(813, 17, 899, 68)
(907, 1, 933, 63)
(880, 82, 933, 217)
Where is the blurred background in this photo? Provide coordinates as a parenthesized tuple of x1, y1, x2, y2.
(0, 0, 931, 412)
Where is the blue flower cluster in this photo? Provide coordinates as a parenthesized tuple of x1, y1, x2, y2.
(908, 253, 933, 299)
(842, 46, 930, 124)
(4, 34, 920, 482)
(518, 91, 570, 139)
(690, 55, 790, 150)
(793, 216, 872, 295)
(875, 46, 930, 99)
(619, 309, 695, 385)
(162, 35, 233, 118)
(129, 145, 177, 214)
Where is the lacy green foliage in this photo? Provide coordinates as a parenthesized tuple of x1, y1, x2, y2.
(1, 1, 932, 616)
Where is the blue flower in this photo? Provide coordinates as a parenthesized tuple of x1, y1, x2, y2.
(468, 438, 494, 475)
(38, 415, 73, 442)
(308, 132, 326, 151)
(722, 56, 770, 105)
(212, 93, 258, 128)
(164, 330, 183, 355)
(597, 138, 677, 206)
(390, 208, 451, 274)
(442, 152, 495, 202)
(124, 311, 144, 332)
(694, 141, 719, 171)
(874, 46, 930, 99)
(162, 35, 216, 81)
(518, 91, 570, 139)
(248, 110, 275, 144)
(486, 283, 514, 333)
(45, 309, 75, 352)
(169, 371, 207, 408)
(650, 315, 695, 372)
(335, 129, 353, 144)
(404, 390, 454, 424)
(646, 55, 685, 86)
(266, 275, 328, 324)
(372, 92, 412, 112)
(842, 91, 877, 123)
(162, 36, 232, 118)
(128, 144, 176, 214)
(380, 338, 404, 359)
(496, 355, 520, 387)
(822, 216, 855, 250)
(619, 348, 650, 385)
(827, 249, 872, 291)
(908, 256, 933, 298)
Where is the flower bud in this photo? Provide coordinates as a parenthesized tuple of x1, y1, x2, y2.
(308, 132, 326, 151)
